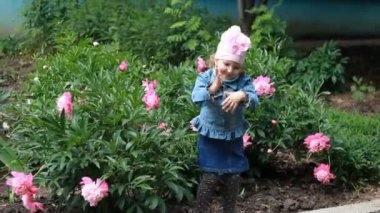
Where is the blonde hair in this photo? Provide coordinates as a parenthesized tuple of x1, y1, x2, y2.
(209, 54, 245, 75)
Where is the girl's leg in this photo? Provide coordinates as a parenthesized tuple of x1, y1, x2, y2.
(221, 173, 240, 213)
(195, 172, 220, 213)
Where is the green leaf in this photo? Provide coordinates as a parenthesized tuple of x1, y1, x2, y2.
(170, 21, 187, 29)
(148, 197, 159, 209)
(0, 90, 11, 102)
(167, 181, 183, 200)
(257, 129, 266, 138)
(0, 138, 24, 171)
(184, 39, 198, 51)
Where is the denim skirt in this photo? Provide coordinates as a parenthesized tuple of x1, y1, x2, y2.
(197, 135, 249, 173)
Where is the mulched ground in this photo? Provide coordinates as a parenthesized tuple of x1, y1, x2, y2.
(166, 152, 380, 213)
(325, 91, 380, 116)
(1, 154, 380, 213)
(0, 56, 33, 91)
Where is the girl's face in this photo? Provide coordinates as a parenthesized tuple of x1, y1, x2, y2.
(215, 59, 242, 80)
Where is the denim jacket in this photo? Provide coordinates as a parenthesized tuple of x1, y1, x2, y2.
(191, 68, 259, 140)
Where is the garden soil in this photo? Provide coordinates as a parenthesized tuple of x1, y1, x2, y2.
(1, 40, 380, 212)
(1, 152, 380, 212)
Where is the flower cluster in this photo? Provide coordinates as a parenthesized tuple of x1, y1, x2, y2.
(253, 75, 276, 97)
(142, 79, 160, 110)
(6, 171, 44, 213)
(304, 132, 335, 184)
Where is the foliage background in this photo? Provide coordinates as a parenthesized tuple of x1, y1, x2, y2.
(0, 0, 379, 212)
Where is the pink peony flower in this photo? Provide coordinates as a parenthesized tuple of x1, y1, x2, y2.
(80, 177, 109, 207)
(243, 133, 253, 148)
(56, 92, 73, 118)
(271, 119, 278, 126)
(119, 61, 128, 72)
(253, 75, 276, 97)
(21, 194, 44, 213)
(304, 133, 330, 153)
(313, 164, 336, 184)
(158, 122, 168, 129)
(142, 79, 160, 110)
(142, 90, 160, 110)
(197, 57, 207, 72)
(142, 79, 158, 91)
(5, 171, 39, 196)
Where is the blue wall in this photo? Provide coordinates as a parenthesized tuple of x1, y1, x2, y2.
(195, 0, 380, 38)
(275, 0, 380, 37)
(1, 0, 380, 38)
(0, 0, 26, 36)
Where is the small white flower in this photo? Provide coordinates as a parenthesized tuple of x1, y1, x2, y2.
(27, 99, 32, 105)
(142, 65, 146, 68)
(2, 122, 10, 130)
(33, 77, 39, 82)
(42, 65, 48, 69)
(93, 41, 99, 46)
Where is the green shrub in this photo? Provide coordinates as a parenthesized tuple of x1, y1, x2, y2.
(318, 109, 380, 185)
(287, 41, 348, 94)
(22, 0, 225, 65)
(8, 41, 198, 212)
(249, 3, 292, 55)
(244, 83, 329, 177)
(350, 76, 376, 103)
(0, 36, 23, 56)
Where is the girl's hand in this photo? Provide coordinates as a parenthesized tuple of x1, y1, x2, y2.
(209, 70, 223, 94)
(222, 91, 247, 113)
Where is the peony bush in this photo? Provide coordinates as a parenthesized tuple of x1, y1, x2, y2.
(7, 41, 198, 212)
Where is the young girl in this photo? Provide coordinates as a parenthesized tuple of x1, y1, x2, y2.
(191, 25, 259, 213)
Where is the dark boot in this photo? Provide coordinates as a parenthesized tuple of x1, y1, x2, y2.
(221, 174, 240, 213)
(195, 172, 220, 213)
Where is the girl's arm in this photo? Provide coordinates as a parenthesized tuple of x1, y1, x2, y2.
(191, 72, 212, 105)
(241, 76, 260, 109)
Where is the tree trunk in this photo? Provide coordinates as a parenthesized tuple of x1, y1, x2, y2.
(237, 0, 255, 34)
(237, 0, 269, 34)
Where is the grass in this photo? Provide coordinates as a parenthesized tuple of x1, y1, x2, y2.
(326, 107, 380, 138)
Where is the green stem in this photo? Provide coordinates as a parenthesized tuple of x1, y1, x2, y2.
(34, 164, 47, 177)
(328, 153, 331, 166)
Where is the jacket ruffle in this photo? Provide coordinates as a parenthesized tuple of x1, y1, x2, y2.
(191, 116, 248, 140)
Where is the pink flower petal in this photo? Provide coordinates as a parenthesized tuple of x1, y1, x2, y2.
(243, 133, 253, 148)
(304, 132, 330, 153)
(56, 92, 73, 118)
(253, 75, 276, 97)
(21, 194, 44, 213)
(119, 61, 128, 71)
(313, 164, 336, 184)
(6, 171, 39, 196)
(80, 177, 109, 207)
